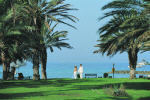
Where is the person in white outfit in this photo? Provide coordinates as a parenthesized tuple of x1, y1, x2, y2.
(73, 65, 78, 79)
(78, 64, 83, 79)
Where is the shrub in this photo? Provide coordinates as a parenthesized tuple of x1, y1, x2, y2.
(109, 76, 112, 78)
(77, 74, 80, 78)
(103, 84, 129, 97)
(103, 73, 108, 78)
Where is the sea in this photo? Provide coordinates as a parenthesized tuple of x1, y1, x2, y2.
(0, 62, 150, 79)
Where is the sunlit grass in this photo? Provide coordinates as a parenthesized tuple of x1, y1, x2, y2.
(0, 78, 150, 100)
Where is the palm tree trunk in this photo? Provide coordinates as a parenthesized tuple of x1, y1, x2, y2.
(32, 15, 41, 80)
(41, 46, 47, 79)
(2, 53, 7, 80)
(33, 49, 40, 80)
(128, 48, 138, 79)
(7, 60, 10, 73)
(6, 59, 11, 79)
(6, 46, 10, 73)
(1, 41, 7, 80)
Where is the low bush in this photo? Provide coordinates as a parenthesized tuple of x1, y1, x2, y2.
(103, 84, 129, 97)
(103, 73, 108, 78)
(109, 76, 112, 78)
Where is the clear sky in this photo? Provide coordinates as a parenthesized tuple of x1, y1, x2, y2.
(47, 0, 150, 64)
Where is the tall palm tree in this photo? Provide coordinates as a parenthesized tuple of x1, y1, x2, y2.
(0, 1, 37, 80)
(21, 0, 78, 80)
(93, 0, 150, 79)
(40, 22, 73, 79)
(0, 3, 17, 80)
(94, 8, 149, 79)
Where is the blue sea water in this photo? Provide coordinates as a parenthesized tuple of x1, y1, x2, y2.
(0, 62, 150, 79)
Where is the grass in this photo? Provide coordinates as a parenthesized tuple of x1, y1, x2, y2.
(0, 78, 150, 100)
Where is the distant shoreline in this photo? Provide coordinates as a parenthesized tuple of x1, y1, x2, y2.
(107, 70, 150, 75)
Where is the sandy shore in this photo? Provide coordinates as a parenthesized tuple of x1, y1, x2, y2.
(107, 70, 150, 75)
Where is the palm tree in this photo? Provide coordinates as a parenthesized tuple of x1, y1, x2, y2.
(0, 2, 17, 80)
(93, 0, 150, 79)
(1, 0, 76, 79)
(20, 0, 78, 80)
(40, 22, 73, 79)
(1, 31, 37, 79)
(0, 0, 38, 80)
(94, 7, 149, 79)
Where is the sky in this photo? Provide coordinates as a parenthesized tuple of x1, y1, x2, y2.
(46, 0, 150, 64)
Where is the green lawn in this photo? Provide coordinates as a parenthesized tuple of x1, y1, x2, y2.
(0, 78, 150, 100)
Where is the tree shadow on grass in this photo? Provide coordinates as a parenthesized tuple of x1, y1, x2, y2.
(122, 82, 150, 90)
(0, 80, 54, 89)
(0, 78, 104, 90)
(137, 96, 150, 100)
(0, 91, 50, 99)
(55, 78, 104, 86)
(66, 96, 133, 100)
(66, 99, 87, 100)
(92, 96, 133, 100)
(69, 82, 150, 91)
